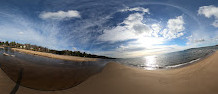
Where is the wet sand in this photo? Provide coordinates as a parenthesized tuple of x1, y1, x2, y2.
(0, 48, 104, 91)
(0, 69, 15, 94)
(0, 59, 102, 91)
(11, 48, 97, 62)
(1, 51, 218, 94)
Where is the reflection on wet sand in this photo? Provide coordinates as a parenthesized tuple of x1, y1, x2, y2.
(10, 68, 23, 94)
(0, 47, 105, 91)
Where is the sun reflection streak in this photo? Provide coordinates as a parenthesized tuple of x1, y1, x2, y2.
(144, 55, 158, 70)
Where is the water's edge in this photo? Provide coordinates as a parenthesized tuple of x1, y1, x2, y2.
(126, 50, 216, 70)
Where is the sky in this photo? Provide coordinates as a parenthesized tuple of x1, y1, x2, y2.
(0, 0, 218, 58)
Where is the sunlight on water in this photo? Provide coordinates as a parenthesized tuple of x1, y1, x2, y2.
(144, 55, 158, 70)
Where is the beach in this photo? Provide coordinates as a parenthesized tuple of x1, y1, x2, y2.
(11, 48, 97, 62)
(1, 51, 218, 94)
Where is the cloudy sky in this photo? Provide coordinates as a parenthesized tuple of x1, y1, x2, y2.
(0, 0, 218, 58)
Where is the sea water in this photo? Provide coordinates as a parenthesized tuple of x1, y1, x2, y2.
(100, 46, 218, 70)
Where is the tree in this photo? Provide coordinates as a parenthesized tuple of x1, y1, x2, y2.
(5, 41, 9, 46)
(0, 41, 115, 59)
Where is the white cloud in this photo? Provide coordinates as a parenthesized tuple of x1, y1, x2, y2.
(98, 13, 153, 42)
(151, 24, 162, 37)
(99, 14, 185, 43)
(18, 32, 24, 34)
(96, 44, 184, 58)
(187, 35, 205, 44)
(98, 26, 137, 42)
(212, 20, 218, 27)
(39, 10, 81, 20)
(198, 5, 218, 18)
(0, 13, 69, 50)
(186, 30, 218, 48)
(97, 7, 186, 58)
(121, 7, 150, 14)
(198, 5, 218, 27)
(161, 16, 185, 39)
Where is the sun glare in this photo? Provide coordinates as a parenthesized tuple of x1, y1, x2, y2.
(144, 55, 158, 70)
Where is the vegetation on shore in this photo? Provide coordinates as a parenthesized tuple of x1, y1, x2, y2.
(0, 41, 115, 59)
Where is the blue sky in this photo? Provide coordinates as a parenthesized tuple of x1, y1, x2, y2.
(0, 0, 218, 58)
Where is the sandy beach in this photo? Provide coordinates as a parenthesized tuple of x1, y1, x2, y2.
(11, 48, 97, 62)
(1, 51, 218, 94)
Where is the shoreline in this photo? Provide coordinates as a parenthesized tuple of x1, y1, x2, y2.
(0, 51, 218, 93)
(165, 50, 215, 69)
(11, 48, 98, 62)
(65, 50, 218, 94)
(118, 51, 216, 70)
(4, 46, 216, 69)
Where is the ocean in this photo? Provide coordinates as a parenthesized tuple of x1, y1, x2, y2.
(100, 46, 218, 70)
